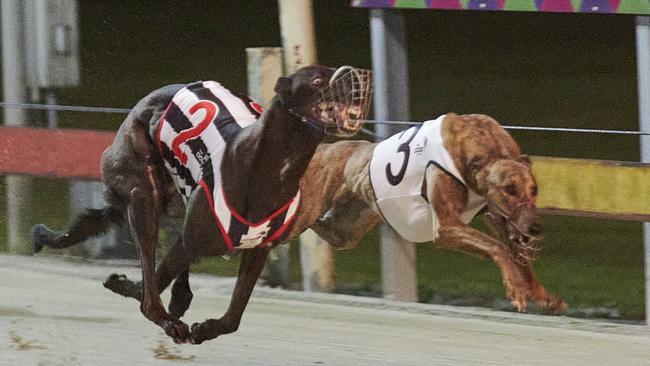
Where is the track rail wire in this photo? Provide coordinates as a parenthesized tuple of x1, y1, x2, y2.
(0, 101, 131, 114)
(2, 101, 650, 136)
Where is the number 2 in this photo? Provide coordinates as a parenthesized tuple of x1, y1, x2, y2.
(385, 125, 421, 186)
(171, 100, 218, 165)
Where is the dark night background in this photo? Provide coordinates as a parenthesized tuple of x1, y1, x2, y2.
(56, 1, 640, 160)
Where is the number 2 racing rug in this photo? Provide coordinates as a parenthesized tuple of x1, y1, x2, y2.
(156, 81, 301, 251)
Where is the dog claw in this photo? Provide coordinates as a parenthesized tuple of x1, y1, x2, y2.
(511, 299, 527, 313)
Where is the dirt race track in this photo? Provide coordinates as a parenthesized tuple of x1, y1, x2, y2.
(1, 254, 649, 366)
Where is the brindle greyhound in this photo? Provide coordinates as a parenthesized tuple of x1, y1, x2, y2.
(32, 65, 372, 344)
(288, 113, 567, 314)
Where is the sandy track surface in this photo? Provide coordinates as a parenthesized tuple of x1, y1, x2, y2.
(1, 254, 649, 366)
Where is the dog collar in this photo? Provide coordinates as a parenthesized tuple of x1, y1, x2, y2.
(286, 108, 327, 139)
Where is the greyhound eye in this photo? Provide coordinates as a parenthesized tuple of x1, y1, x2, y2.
(504, 184, 517, 196)
(531, 186, 538, 196)
(312, 78, 324, 87)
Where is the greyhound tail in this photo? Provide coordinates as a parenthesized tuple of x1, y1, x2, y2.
(32, 206, 124, 253)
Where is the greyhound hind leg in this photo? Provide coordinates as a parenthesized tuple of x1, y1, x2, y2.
(104, 235, 195, 320)
(32, 206, 123, 253)
(104, 236, 190, 299)
(127, 179, 190, 343)
(311, 198, 380, 249)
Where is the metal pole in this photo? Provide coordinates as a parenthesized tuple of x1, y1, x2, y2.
(370, 9, 417, 301)
(247, 47, 291, 288)
(278, 0, 317, 74)
(278, 0, 335, 293)
(636, 16, 650, 325)
(46, 89, 58, 128)
(2, 0, 33, 255)
(246, 47, 284, 106)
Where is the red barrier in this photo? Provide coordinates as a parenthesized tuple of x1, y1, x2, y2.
(0, 126, 115, 180)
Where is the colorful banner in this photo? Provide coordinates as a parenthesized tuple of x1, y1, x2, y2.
(352, 0, 650, 14)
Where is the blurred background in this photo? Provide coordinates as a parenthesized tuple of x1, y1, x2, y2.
(0, 1, 644, 320)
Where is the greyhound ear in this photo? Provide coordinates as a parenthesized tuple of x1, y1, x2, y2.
(468, 156, 489, 193)
(274, 76, 292, 98)
(514, 155, 532, 166)
(468, 156, 484, 178)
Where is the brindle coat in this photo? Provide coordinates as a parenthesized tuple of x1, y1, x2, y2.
(288, 113, 567, 314)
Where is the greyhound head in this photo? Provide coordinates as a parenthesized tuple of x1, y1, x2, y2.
(478, 155, 543, 264)
(274, 65, 373, 137)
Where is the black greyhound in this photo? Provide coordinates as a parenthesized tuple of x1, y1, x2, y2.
(32, 65, 373, 344)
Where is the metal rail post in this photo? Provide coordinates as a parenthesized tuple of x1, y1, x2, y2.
(636, 16, 650, 325)
(370, 9, 417, 301)
(278, 0, 335, 293)
(2, 0, 33, 254)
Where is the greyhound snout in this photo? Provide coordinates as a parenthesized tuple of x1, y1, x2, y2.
(527, 221, 543, 237)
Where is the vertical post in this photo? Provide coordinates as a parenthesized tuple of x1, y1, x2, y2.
(278, 0, 317, 74)
(370, 9, 417, 301)
(247, 47, 284, 106)
(636, 16, 650, 325)
(2, 0, 33, 255)
(247, 47, 291, 288)
(46, 90, 58, 129)
(278, 0, 335, 292)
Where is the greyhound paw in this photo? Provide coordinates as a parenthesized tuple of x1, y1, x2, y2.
(103, 273, 142, 300)
(161, 319, 191, 344)
(31, 224, 54, 253)
(189, 318, 237, 345)
(189, 321, 210, 345)
(538, 297, 568, 315)
(507, 286, 529, 313)
(511, 298, 528, 313)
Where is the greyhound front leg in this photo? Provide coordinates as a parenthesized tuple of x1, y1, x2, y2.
(481, 214, 567, 314)
(520, 265, 568, 314)
(127, 186, 190, 343)
(190, 246, 270, 344)
(436, 226, 531, 312)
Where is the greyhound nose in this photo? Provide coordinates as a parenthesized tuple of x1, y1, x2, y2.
(528, 222, 542, 236)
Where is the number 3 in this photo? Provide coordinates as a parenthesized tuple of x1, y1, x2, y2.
(385, 125, 421, 186)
